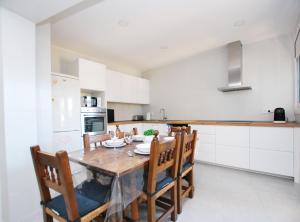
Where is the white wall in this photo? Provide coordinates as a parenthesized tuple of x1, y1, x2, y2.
(107, 102, 144, 121)
(52, 45, 142, 77)
(0, 8, 5, 221)
(36, 24, 53, 151)
(0, 8, 40, 222)
(143, 35, 295, 121)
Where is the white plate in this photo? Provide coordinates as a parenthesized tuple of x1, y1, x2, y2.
(162, 136, 174, 141)
(136, 143, 151, 153)
(134, 149, 150, 155)
(103, 141, 126, 148)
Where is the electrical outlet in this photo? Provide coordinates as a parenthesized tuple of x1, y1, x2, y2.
(262, 108, 274, 114)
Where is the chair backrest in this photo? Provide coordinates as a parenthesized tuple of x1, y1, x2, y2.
(117, 131, 126, 139)
(133, 127, 138, 135)
(83, 134, 111, 153)
(178, 130, 197, 173)
(169, 126, 191, 136)
(147, 132, 181, 193)
(30, 145, 79, 221)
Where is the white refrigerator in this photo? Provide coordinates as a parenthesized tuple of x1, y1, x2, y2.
(52, 73, 82, 152)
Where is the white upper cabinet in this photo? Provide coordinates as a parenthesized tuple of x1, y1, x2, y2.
(136, 78, 150, 104)
(78, 58, 106, 91)
(106, 69, 150, 104)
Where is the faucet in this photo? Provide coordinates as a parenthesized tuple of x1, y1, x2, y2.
(160, 108, 167, 120)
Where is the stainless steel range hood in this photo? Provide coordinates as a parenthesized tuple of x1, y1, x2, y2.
(218, 41, 252, 92)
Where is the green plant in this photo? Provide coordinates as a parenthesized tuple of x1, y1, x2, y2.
(144, 129, 155, 136)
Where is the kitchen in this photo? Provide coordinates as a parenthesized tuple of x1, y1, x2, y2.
(1, 0, 300, 222)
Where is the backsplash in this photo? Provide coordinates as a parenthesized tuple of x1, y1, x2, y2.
(107, 102, 144, 121)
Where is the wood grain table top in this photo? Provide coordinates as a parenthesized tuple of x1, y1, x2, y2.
(68, 142, 149, 176)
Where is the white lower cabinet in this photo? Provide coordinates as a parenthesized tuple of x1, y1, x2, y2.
(250, 127, 293, 152)
(250, 127, 294, 176)
(107, 123, 296, 178)
(250, 149, 293, 176)
(108, 123, 168, 135)
(215, 126, 250, 169)
(197, 143, 215, 163)
(141, 123, 169, 135)
(191, 125, 216, 163)
(216, 145, 249, 169)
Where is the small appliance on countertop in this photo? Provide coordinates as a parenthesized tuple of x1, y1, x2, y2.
(274, 107, 286, 123)
(81, 96, 97, 107)
(107, 109, 115, 123)
(146, 112, 152, 120)
(132, 115, 144, 121)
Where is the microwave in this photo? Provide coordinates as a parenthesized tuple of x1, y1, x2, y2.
(81, 107, 107, 136)
(81, 96, 97, 107)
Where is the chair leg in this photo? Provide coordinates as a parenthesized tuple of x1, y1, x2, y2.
(187, 169, 194, 198)
(171, 183, 177, 222)
(94, 216, 105, 222)
(147, 196, 156, 222)
(43, 210, 53, 222)
(177, 176, 183, 214)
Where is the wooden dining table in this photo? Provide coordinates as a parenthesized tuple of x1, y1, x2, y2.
(68, 141, 150, 221)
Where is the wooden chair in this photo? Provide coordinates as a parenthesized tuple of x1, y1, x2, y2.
(168, 126, 191, 136)
(133, 127, 138, 135)
(177, 130, 197, 214)
(30, 145, 110, 222)
(83, 134, 111, 153)
(141, 132, 181, 222)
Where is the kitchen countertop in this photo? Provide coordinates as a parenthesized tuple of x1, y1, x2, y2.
(108, 120, 300, 127)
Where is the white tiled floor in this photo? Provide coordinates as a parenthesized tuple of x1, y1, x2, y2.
(177, 163, 300, 222)
(139, 163, 300, 222)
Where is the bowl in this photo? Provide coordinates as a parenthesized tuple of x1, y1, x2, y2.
(105, 139, 124, 147)
(132, 135, 145, 142)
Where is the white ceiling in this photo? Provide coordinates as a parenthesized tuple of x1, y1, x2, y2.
(0, 0, 84, 23)
(52, 0, 300, 73)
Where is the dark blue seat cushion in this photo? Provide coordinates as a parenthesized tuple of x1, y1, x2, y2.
(156, 176, 174, 191)
(76, 179, 110, 205)
(182, 162, 193, 173)
(46, 191, 99, 221)
(46, 179, 110, 221)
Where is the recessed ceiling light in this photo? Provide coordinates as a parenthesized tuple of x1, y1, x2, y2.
(233, 20, 245, 27)
(118, 20, 129, 27)
(160, 46, 169, 50)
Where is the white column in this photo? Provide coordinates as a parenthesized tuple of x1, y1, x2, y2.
(36, 23, 53, 151)
(294, 128, 300, 183)
(0, 8, 5, 222)
(0, 7, 40, 222)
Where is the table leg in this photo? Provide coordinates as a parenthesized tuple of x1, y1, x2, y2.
(130, 198, 140, 221)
